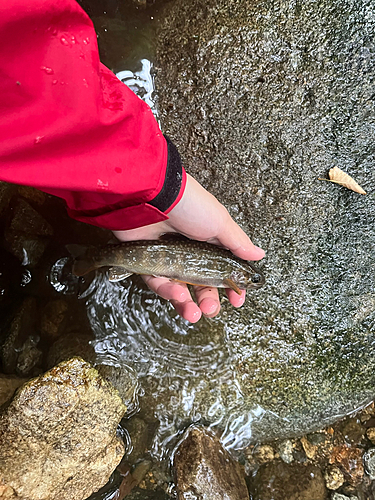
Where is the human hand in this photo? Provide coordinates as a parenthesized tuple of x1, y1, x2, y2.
(113, 174, 265, 323)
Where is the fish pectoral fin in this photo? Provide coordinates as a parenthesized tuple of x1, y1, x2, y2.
(108, 267, 133, 282)
(223, 278, 242, 295)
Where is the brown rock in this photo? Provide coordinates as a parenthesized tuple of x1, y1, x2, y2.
(0, 358, 126, 500)
(300, 436, 317, 460)
(329, 445, 364, 485)
(250, 461, 327, 500)
(9, 199, 53, 236)
(173, 426, 249, 500)
(17, 185, 46, 205)
(253, 444, 275, 464)
(0, 375, 29, 407)
(46, 331, 96, 367)
(4, 230, 47, 266)
(341, 419, 365, 445)
(97, 364, 138, 409)
(41, 299, 69, 341)
(0, 182, 15, 218)
(0, 297, 38, 374)
(324, 465, 344, 490)
(366, 427, 375, 444)
(3, 198, 53, 266)
(124, 417, 149, 464)
(0, 480, 15, 500)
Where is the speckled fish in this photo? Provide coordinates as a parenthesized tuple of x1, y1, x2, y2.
(71, 240, 265, 294)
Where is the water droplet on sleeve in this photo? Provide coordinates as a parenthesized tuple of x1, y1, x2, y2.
(41, 66, 54, 75)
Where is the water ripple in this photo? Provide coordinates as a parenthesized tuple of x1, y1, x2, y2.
(84, 272, 263, 457)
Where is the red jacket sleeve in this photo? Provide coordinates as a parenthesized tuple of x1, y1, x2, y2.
(0, 0, 186, 231)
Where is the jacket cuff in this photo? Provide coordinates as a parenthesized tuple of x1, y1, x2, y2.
(148, 135, 184, 213)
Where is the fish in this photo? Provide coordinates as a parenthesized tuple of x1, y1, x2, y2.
(71, 239, 265, 294)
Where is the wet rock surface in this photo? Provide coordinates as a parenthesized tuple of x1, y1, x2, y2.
(250, 461, 327, 500)
(243, 404, 375, 500)
(173, 426, 249, 500)
(4, 198, 53, 266)
(0, 357, 126, 500)
(155, 0, 375, 441)
(0, 296, 40, 376)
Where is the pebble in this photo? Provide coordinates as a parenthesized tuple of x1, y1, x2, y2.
(300, 436, 317, 459)
(366, 427, 375, 444)
(278, 439, 294, 464)
(342, 420, 365, 445)
(253, 444, 275, 464)
(331, 494, 358, 500)
(363, 448, 375, 480)
(324, 465, 345, 490)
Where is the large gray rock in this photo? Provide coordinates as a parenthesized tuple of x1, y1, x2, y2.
(0, 357, 126, 500)
(147, 0, 375, 442)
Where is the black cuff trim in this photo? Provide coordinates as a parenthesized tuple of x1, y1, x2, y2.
(148, 135, 183, 213)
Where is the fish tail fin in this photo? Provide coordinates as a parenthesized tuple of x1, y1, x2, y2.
(65, 244, 87, 259)
(72, 257, 96, 277)
(66, 244, 97, 276)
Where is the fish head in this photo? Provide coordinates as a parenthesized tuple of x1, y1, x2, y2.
(230, 264, 265, 290)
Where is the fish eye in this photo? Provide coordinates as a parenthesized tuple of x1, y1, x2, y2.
(251, 273, 262, 284)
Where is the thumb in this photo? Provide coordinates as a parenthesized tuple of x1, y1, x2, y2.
(215, 213, 265, 261)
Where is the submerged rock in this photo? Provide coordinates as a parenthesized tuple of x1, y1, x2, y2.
(0, 182, 15, 217)
(4, 198, 53, 266)
(0, 296, 38, 375)
(40, 299, 69, 341)
(250, 461, 327, 500)
(173, 426, 249, 500)
(0, 374, 28, 407)
(0, 357, 126, 500)
(47, 331, 138, 410)
(150, 0, 375, 442)
(46, 330, 96, 367)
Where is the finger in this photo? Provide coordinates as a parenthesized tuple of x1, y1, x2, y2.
(226, 288, 246, 308)
(142, 276, 202, 323)
(142, 275, 189, 302)
(214, 211, 265, 261)
(170, 298, 202, 323)
(193, 286, 221, 318)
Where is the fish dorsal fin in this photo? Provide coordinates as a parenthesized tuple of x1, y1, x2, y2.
(223, 278, 242, 295)
(108, 267, 133, 282)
